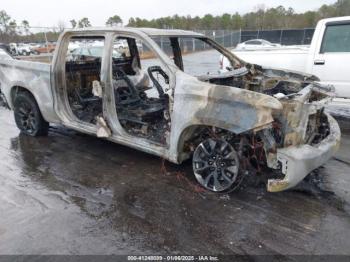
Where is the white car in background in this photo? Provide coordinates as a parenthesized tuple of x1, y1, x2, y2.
(114, 39, 129, 50)
(235, 39, 281, 50)
(67, 46, 122, 61)
(68, 42, 81, 52)
(8, 43, 33, 56)
(9, 43, 17, 55)
(221, 16, 350, 99)
(17, 43, 32, 56)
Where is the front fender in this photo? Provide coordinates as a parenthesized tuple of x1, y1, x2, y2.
(194, 88, 281, 134)
(169, 72, 282, 163)
(173, 81, 282, 135)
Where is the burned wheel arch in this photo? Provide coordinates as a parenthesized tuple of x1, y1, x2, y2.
(10, 86, 44, 115)
(11, 86, 33, 105)
(173, 84, 280, 164)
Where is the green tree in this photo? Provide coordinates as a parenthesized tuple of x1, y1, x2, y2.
(0, 0, 348, 44)
(335, 0, 350, 16)
(319, 4, 337, 18)
(106, 15, 123, 26)
(57, 20, 66, 32)
(231, 13, 242, 30)
(0, 10, 11, 34)
(70, 19, 77, 28)
(21, 20, 30, 35)
(78, 17, 91, 28)
(8, 20, 17, 35)
(128, 17, 136, 27)
(201, 14, 214, 29)
(220, 13, 231, 29)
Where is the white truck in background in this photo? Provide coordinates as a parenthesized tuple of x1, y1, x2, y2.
(221, 16, 350, 99)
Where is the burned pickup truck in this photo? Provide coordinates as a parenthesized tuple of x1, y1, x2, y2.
(0, 28, 341, 192)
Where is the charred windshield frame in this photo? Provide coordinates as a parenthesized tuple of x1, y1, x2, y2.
(151, 36, 244, 73)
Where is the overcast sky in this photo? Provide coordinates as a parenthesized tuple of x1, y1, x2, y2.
(1, 0, 337, 28)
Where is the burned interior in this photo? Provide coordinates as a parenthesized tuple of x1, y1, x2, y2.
(65, 36, 104, 124)
(65, 35, 171, 144)
(111, 36, 171, 144)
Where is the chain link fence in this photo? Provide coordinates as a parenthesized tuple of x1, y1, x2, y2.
(1, 26, 315, 57)
(239, 28, 315, 46)
(150, 28, 314, 54)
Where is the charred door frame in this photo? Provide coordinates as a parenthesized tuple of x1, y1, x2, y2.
(52, 31, 108, 135)
(52, 30, 181, 162)
(103, 31, 176, 150)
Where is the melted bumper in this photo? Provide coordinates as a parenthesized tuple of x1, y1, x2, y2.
(267, 113, 341, 192)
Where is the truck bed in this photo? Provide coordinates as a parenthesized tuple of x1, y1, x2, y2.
(0, 58, 59, 123)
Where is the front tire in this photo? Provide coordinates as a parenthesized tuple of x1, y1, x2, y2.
(14, 92, 49, 136)
(192, 138, 240, 192)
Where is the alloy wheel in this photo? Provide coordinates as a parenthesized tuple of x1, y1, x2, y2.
(193, 138, 240, 192)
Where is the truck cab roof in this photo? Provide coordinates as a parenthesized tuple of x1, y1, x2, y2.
(319, 15, 350, 24)
(66, 27, 204, 37)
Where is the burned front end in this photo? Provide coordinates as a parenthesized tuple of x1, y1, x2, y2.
(199, 65, 341, 192)
(260, 79, 340, 192)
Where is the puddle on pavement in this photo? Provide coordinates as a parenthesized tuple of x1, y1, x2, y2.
(0, 107, 350, 255)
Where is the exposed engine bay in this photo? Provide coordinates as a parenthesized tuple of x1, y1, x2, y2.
(189, 62, 335, 191)
(199, 63, 323, 95)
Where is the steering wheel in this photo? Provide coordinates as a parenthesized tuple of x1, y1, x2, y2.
(147, 66, 169, 98)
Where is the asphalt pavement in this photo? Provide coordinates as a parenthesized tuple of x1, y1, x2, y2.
(0, 106, 350, 256)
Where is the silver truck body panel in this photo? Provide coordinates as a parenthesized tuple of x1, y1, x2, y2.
(0, 27, 341, 192)
(0, 59, 60, 123)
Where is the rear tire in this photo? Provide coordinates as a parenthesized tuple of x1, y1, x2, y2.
(14, 92, 49, 136)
